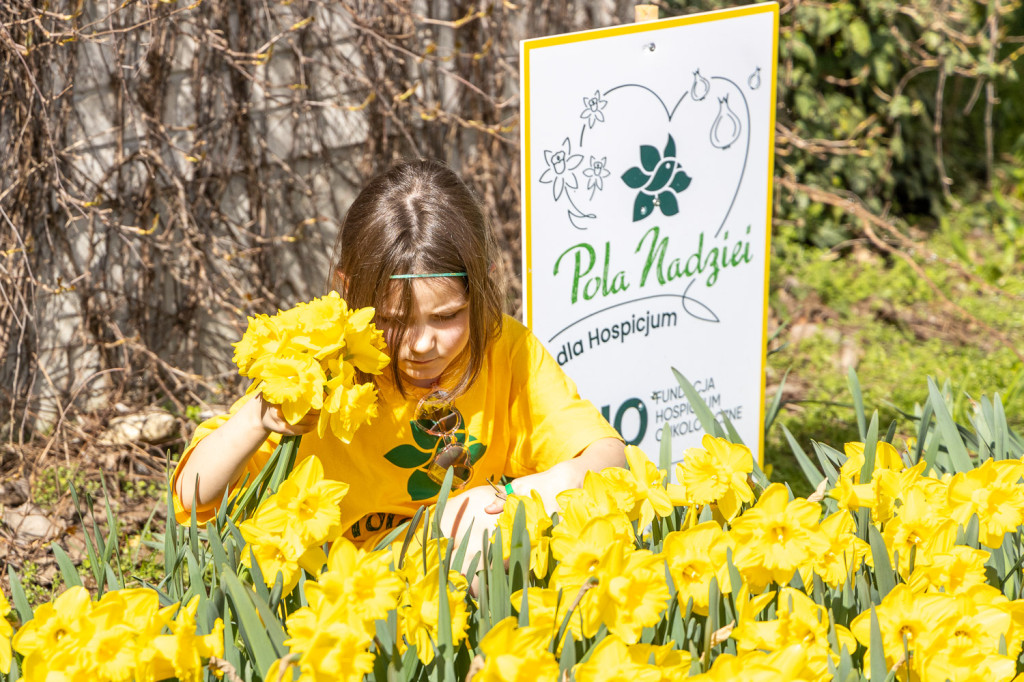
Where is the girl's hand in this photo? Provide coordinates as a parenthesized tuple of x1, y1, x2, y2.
(483, 459, 584, 516)
(251, 394, 320, 436)
(483, 437, 626, 516)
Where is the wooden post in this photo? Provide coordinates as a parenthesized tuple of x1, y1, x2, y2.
(635, 4, 659, 22)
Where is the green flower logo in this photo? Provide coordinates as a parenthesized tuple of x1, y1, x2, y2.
(621, 134, 693, 222)
(383, 420, 487, 501)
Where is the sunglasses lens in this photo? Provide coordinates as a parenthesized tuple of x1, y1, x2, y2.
(416, 390, 462, 435)
(451, 466, 471, 488)
(434, 442, 466, 469)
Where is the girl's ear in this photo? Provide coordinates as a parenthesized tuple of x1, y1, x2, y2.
(332, 268, 348, 294)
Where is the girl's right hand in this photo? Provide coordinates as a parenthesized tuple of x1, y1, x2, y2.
(253, 394, 320, 435)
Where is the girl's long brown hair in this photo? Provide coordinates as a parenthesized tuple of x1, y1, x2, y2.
(327, 159, 506, 397)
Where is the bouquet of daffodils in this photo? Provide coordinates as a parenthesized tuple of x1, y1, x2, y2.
(228, 291, 389, 520)
(232, 291, 389, 442)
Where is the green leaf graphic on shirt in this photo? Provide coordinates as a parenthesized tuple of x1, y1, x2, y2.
(467, 441, 486, 465)
(410, 420, 440, 450)
(384, 444, 432, 469)
(407, 470, 442, 501)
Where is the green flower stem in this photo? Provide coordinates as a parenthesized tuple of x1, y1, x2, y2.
(229, 434, 301, 524)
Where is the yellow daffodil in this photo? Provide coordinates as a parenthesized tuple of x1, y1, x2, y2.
(476, 616, 560, 682)
(12, 584, 93, 661)
(290, 290, 350, 359)
(921, 584, 1015, 672)
(318, 379, 379, 443)
(391, 536, 449, 584)
(628, 641, 692, 682)
(398, 565, 470, 665)
(239, 521, 325, 593)
(729, 483, 828, 591)
(509, 587, 567, 646)
(550, 516, 623, 591)
(572, 635, 663, 682)
(267, 455, 349, 546)
(233, 293, 387, 437)
(582, 467, 644, 518)
(284, 619, 375, 682)
(552, 486, 634, 548)
(146, 596, 224, 682)
(232, 313, 287, 375)
(908, 545, 989, 594)
(304, 539, 403, 632)
(662, 521, 734, 614)
(252, 353, 326, 424)
(495, 490, 553, 578)
(622, 445, 674, 530)
(850, 584, 956, 672)
(591, 547, 670, 643)
(947, 458, 1024, 548)
(813, 510, 871, 588)
(344, 305, 390, 373)
(0, 590, 12, 675)
(732, 587, 857, 680)
(839, 441, 904, 482)
(669, 434, 754, 520)
(882, 485, 957, 575)
(690, 646, 817, 681)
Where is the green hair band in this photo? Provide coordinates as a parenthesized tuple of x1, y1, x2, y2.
(390, 272, 467, 279)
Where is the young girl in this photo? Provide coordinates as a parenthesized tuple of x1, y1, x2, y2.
(173, 159, 625, 550)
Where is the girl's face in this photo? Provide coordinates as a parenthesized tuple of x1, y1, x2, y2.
(384, 278, 471, 389)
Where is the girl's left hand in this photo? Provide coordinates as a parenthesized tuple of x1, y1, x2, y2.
(483, 459, 585, 516)
(483, 437, 626, 516)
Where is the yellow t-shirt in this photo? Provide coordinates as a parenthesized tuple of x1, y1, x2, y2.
(172, 316, 620, 546)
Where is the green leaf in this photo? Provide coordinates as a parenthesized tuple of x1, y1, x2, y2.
(385, 444, 432, 469)
(782, 424, 827, 489)
(633, 192, 656, 222)
(432, 466, 457, 539)
(658, 191, 679, 216)
(51, 543, 84, 588)
(669, 169, 692, 194)
(407, 470, 443, 501)
(846, 19, 872, 57)
(868, 525, 895, 598)
(436, 552, 456, 682)
(7, 564, 34, 622)
(848, 367, 867, 440)
(869, 606, 887, 682)
(221, 568, 286, 675)
(926, 377, 974, 474)
(410, 420, 440, 450)
(663, 134, 676, 159)
(659, 423, 672, 475)
(467, 440, 487, 465)
(621, 166, 648, 189)
(672, 369, 724, 438)
(859, 411, 879, 484)
(640, 145, 661, 172)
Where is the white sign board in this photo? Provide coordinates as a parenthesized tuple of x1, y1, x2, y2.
(521, 3, 778, 466)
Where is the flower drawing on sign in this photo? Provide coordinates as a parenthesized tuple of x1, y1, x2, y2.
(583, 156, 610, 198)
(539, 137, 584, 201)
(621, 134, 693, 222)
(579, 90, 608, 128)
